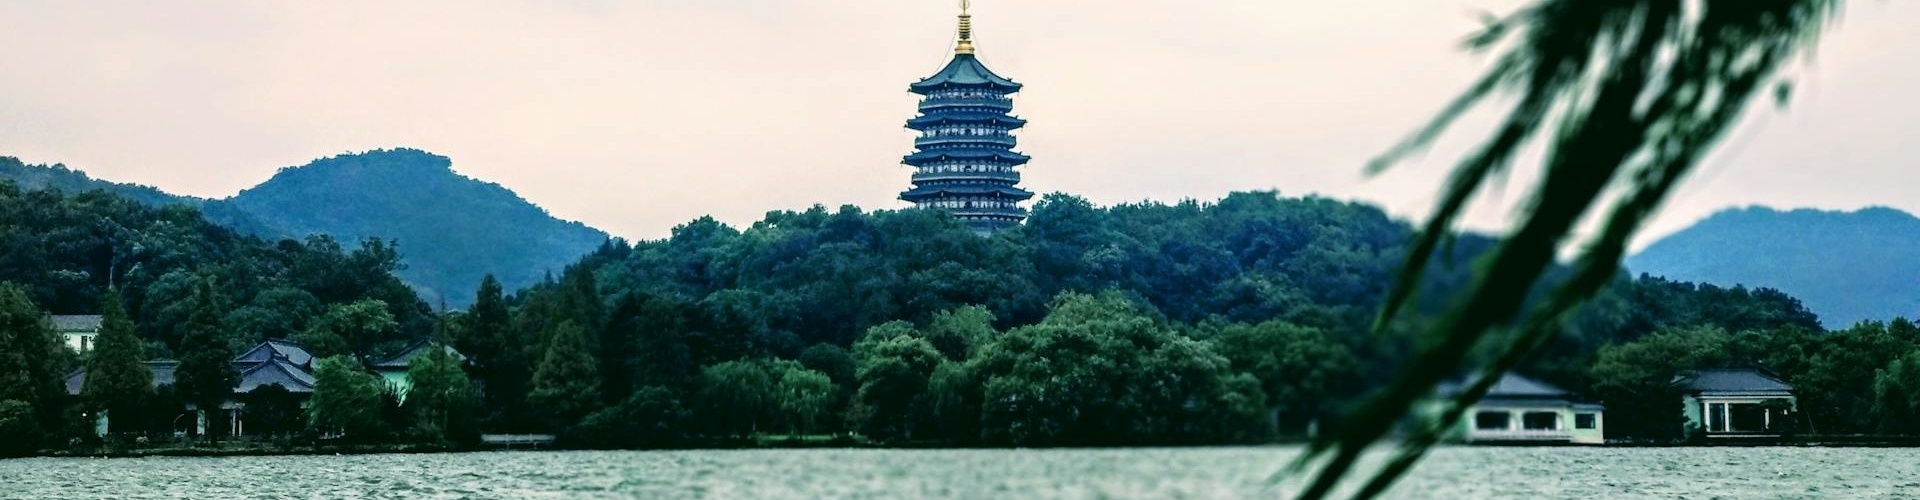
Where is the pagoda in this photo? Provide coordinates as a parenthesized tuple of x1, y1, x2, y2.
(899, 0, 1033, 233)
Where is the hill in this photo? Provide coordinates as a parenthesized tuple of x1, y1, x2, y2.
(1628, 206, 1920, 327)
(0, 150, 610, 306)
(0, 179, 431, 347)
(223, 149, 609, 306)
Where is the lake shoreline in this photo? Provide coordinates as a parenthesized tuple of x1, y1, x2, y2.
(29, 433, 1920, 461)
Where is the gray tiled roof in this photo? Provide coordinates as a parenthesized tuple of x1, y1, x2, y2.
(65, 361, 176, 396)
(236, 360, 316, 393)
(234, 339, 314, 367)
(1438, 373, 1572, 399)
(372, 341, 468, 370)
(48, 315, 102, 332)
(1676, 368, 1794, 395)
(65, 340, 320, 396)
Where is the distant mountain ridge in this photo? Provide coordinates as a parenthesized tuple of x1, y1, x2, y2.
(1628, 205, 1920, 327)
(0, 150, 610, 306)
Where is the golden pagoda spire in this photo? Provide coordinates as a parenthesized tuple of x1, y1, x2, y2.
(954, 0, 975, 55)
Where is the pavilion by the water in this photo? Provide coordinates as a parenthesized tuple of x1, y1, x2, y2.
(898, 1, 1034, 233)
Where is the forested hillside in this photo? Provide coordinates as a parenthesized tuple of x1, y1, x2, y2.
(8, 184, 1912, 450)
(464, 192, 1833, 444)
(224, 149, 609, 307)
(1629, 206, 1920, 327)
(0, 180, 433, 349)
(0, 150, 611, 308)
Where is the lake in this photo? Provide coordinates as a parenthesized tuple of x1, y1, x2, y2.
(3, 446, 1918, 499)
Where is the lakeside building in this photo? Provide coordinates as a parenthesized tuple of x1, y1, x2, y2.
(371, 340, 468, 402)
(65, 339, 317, 437)
(898, 1, 1034, 234)
(64, 338, 465, 438)
(50, 314, 102, 353)
(1678, 367, 1797, 438)
(1439, 373, 1605, 445)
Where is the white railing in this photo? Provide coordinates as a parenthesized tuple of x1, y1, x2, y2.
(1468, 428, 1571, 441)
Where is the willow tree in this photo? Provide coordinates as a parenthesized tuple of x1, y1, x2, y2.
(1285, 1, 1842, 498)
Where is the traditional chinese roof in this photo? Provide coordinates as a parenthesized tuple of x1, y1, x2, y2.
(371, 340, 467, 370)
(900, 184, 1034, 200)
(1676, 368, 1794, 397)
(234, 339, 314, 368)
(906, 112, 1027, 129)
(909, 54, 1022, 94)
(903, 148, 1030, 166)
(48, 315, 102, 332)
(236, 359, 317, 393)
(65, 340, 320, 396)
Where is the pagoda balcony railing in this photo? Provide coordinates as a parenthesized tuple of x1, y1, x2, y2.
(915, 134, 1016, 147)
(913, 171, 1021, 183)
(947, 206, 1029, 219)
(920, 96, 1013, 109)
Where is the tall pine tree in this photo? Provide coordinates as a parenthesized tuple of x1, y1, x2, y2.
(459, 274, 530, 430)
(527, 320, 600, 431)
(407, 320, 481, 444)
(172, 279, 237, 441)
(81, 290, 152, 434)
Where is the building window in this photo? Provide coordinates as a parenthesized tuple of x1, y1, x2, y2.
(1474, 411, 1509, 430)
(1575, 413, 1596, 429)
(1521, 411, 1559, 430)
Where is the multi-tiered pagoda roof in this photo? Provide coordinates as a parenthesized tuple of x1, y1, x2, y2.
(898, 3, 1034, 234)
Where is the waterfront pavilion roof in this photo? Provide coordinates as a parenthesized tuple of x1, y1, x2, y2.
(1437, 372, 1574, 399)
(1676, 368, 1794, 397)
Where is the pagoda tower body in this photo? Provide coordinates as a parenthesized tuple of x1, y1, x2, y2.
(899, 1, 1033, 233)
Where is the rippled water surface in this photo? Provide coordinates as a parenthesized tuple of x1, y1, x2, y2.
(4, 446, 1920, 499)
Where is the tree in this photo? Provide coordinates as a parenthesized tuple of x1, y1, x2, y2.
(851, 321, 944, 443)
(81, 290, 152, 434)
(968, 292, 1215, 445)
(798, 344, 856, 389)
(173, 279, 237, 442)
(238, 383, 304, 438)
(405, 339, 481, 444)
(694, 360, 773, 438)
(527, 321, 601, 430)
(572, 386, 689, 448)
(456, 274, 532, 430)
(925, 361, 981, 443)
(1210, 320, 1355, 434)
(1589, 326, 1733, 441)
(0, 282, 67, 455)
(922, 305, 996, 361)
(307, 355, 386, 440)
(771, 362, 835, 436)
(1872, 350, 1920, 435)
(296, 299, 398, 359)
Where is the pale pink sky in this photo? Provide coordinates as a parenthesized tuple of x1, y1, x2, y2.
(1, 1, 1914, 246)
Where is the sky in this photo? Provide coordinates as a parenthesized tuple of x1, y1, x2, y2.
(1, 1, 1915, 247)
